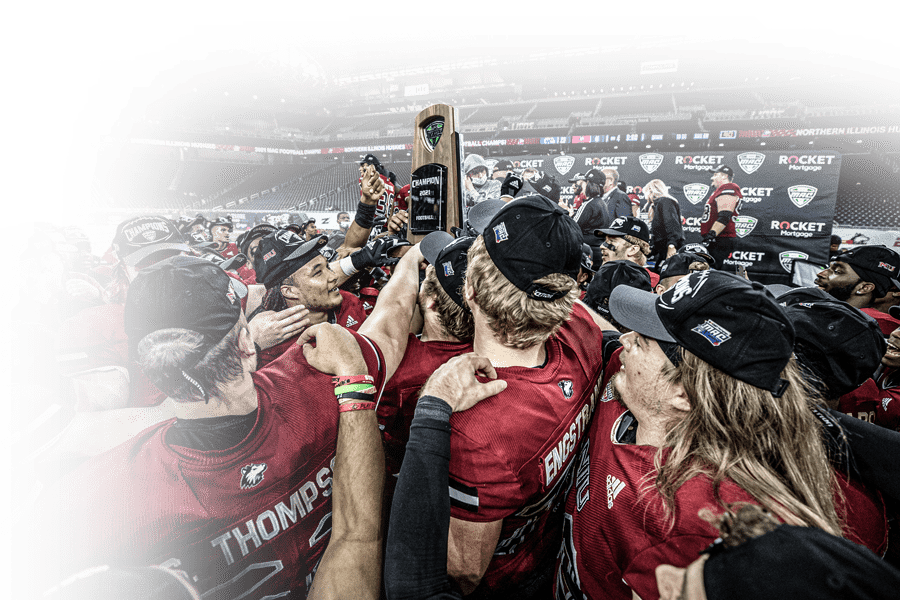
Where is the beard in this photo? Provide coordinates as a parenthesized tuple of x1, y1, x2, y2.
(609, 373, 628, 409)
(824, 281, 856, 302)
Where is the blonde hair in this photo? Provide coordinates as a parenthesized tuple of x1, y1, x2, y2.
(621, 235, 651, 265)
(652, 351, 842, 537)
(467, 236, 579, 349)
(644, 179, 670, 199)
(421, 266, 474, 342)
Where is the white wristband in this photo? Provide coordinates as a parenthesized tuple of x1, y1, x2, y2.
(340, 256, 359, 277)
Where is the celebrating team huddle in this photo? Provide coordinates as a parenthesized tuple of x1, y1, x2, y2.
(24, 151, 900, 600)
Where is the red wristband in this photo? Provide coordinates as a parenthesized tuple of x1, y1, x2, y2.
(338, 401, 376, 413)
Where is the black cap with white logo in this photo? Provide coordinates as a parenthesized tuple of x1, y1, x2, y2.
(113, 216, 191, 268)
(596, 216, 651, 244)
(610, 270, 795, 395)
(483, 194, 582, 301)
(421, 231, 475, 309)
(711, 165, 735, 177)
(254, 230, 329, 289)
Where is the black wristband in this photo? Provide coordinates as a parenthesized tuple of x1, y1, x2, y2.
(355, 202, 377, 229)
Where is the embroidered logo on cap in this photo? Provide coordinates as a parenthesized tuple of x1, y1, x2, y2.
(691, 319, 733, 347)
(878, 261, 897, 273)
(263, 250, 276, 261)
(442, 261, 455, 276)
(493, 222, 509, 243)
(240, 463, 267, 489)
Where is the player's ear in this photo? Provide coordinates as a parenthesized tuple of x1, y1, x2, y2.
(855, 281, 875, 296)
(281, 281, 300, 301)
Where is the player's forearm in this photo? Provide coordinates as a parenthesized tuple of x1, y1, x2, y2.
(384, 397, 459, 600)
(359, 247, 421, 379)
(310, 408, 384, 600)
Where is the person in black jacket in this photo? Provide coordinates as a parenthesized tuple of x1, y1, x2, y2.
(572, 168, 611, 267)
(644, 179, 684, 267)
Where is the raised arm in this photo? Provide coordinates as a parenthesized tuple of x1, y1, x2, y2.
(358, 243, 425, 381)
(342, 164, 385, 250)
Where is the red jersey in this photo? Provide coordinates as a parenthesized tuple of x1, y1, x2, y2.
(395, 184, 410, 212)
(838, 378, 881, 423)
(378, 335, 472, 481)
(59, 303, 166, 408)
(558, 348, 887, 600)
(257, 291, 367, 369)
(861, 307, 900, 336)
(700, 182, 742, 238)
(448, 304, 605, 592)
(875, 367, 900, 431)
(359, 173, 396, 219)
(645, 267, 660, 289)
(221, 242, 240, 259)
(46, 332, 387, 599)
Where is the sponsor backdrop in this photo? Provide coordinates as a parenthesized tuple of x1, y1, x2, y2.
(485, 151, 840, 281)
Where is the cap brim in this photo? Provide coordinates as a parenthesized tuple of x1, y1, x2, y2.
(609, 285, 676, 343)
(123, 243, 191, 267)
(227, 274, 249, 300)
(766, 284, 795, 298)
(420, 231, 455, 265)
(467, 199, 506, 235)
(284, 235, 328, 261)
(596, 228, 623, 237)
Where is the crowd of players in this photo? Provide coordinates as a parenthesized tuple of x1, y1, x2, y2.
(19, 152, 900, 600)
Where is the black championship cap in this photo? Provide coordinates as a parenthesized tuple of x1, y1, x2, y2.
(421, 231, 474, 309)
(679, 243, 717, 268)
(531, 172, 562, 202)
(208, 215, 234, 231)
(466, 199, 506, 235)
(711, 164, 735, 177)
(484, 194, 582, 301)
(834, 245, 900, 297)
(584, 260, 651, 317)
(584, 168, 606, 187)
(356, 152, 381, 171)
(124, 255, 248, 361)
(610, 270, 795, 395)
(64, 225, 91, 250)
(568, 172, 586, 183)
(658, 252, 710, 281)
(237, 223, 277, 257)
(581, 243, 597, 273)
(703, 525, 900, 600)
(113, 216, 191, 268)
(492, 159, 514, 173)
(596, 216, 651, 244)
(777, 287, 886, 397)
(254, 230, 329, 289)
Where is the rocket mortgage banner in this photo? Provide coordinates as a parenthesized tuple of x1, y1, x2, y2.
(480, 151, 840, 278)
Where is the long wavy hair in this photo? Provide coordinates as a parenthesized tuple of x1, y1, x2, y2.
(651, 351, 842, 536)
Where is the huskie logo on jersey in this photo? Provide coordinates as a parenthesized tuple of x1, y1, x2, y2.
(639, 153, 664, 174)
(558, 380, 574, 399)
(493, 222, 509, 243)
(683, 183, 710, 205)
(737, 152, 766, 174)
(553, 155, 576, 175)
(345, 316, 358, 328)
(733, 216, 758, 238)
(779, 251, 809, 273)
(691, 319, 732, 347)
(788, 185, 818, 208)
(442, 261, 454, 276)
(606, 475, 626, 509)
(240, 463, 268, 489)
(542, 376, 603, 486)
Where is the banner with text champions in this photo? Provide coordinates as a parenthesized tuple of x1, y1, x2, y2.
(485, 151, 840, 278)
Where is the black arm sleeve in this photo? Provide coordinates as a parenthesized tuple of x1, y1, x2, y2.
(827, 407, 900, 506)
(384, 396, 463, 600)
(659, 198, 685, 248)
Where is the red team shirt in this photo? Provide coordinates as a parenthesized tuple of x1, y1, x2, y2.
(558, 346, 888, 600)
(257, 291, 368, 369)
(47, 331, 387, 599)
(875, 367, 900, 431)
(377, 334, 472, 482)
(447, 304, 606, 592)
(699, 182, 742, 238)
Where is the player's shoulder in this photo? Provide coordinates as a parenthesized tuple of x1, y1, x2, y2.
(717, 182, 742, 196)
